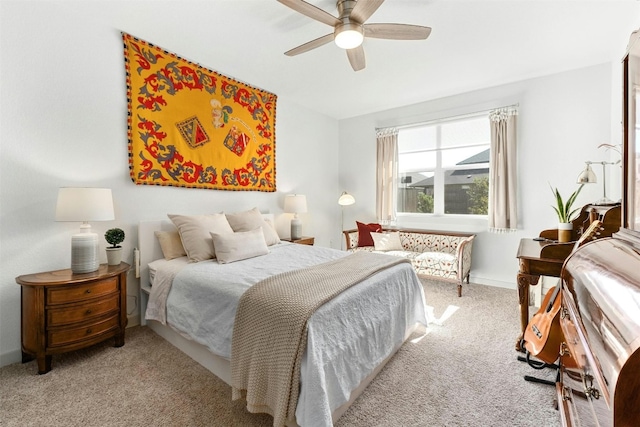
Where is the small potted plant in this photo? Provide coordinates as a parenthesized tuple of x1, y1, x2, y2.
(550, 184, 584, 242)
(105, 228, 125, 266)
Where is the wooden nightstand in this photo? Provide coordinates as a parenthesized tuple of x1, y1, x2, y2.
(16, 262, 130, 374)
(282, 236, 315, 245)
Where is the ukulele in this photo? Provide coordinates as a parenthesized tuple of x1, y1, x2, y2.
(523, 220, 602, 364)
(523, 283, 563, 364)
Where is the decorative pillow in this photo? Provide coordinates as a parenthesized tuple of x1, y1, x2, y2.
(225, 207, 281, 246)
(371, 231, 404, 251)
(356, 221, 382, 247)
(154, 230, 186, 260)
(210, 228, 269, 264)
(168, 213, 233, 262)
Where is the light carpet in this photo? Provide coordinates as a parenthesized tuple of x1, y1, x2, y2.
(0, 279, 560, 426)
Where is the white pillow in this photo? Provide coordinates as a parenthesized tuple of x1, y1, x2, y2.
(210, 228, 269, 264)
(154, 230, 186, 260)
(168, 213, 233, 262)
(225, 207, 281, 246)
(371, 231, 404, 251)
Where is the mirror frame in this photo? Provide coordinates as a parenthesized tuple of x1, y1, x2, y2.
(623, 29, 640, 231)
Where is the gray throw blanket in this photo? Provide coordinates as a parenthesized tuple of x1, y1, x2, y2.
(231, 251, 411, 426)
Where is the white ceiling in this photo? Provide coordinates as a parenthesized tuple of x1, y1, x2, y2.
(71, 0, 640, 120)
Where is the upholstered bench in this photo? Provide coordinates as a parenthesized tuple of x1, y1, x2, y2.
(343, 228, 475, 297)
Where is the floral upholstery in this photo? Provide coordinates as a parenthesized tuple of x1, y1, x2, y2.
(344, 229, 475, 297)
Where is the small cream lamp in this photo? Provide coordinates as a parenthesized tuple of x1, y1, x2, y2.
(284, 194, 308, 240)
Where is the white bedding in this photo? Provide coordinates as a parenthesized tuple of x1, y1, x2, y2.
(145, 242, 427, 426)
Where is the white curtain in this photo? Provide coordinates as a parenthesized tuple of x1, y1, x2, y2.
(376, 128, 398, 225)
(489, 107, 518, 232)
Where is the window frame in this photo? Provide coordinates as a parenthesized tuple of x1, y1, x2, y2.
(396, 113, 490, 217)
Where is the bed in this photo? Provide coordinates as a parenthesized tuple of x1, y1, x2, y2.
(137, 212, 428, 427)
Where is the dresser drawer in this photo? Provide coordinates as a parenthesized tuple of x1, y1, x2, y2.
(48, 314, 119, 347)
(560, 288, 609, 403)
(558, 365, 610, 427)
(559, 307, 587, 371)
(47, 277, 118, 305)
(47, 293, 119, 326)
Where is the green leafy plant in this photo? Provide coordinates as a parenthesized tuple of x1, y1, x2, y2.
(417, 192, 434, 213)
(467, 176, 489, 215)
(550, 184, 584, 223)
(104, 228, 125, 248)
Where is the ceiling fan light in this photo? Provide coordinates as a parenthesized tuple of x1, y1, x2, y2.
(334, 24, 364, 49)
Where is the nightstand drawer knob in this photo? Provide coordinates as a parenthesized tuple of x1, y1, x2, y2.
(86, 328, 93, 335)
(85, 309, 92, 315)
(85, 289, 91, 294)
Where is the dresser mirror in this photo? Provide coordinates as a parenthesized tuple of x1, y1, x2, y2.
(623, 29, 640, 231)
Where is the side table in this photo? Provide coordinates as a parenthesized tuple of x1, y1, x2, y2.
(16, 262, 130, 374)
(282, 236, 315, 245)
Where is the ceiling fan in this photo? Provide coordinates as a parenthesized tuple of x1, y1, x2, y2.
(277, 0, 431, 71)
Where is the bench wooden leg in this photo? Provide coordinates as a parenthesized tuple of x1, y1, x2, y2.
(457, 283, 462, 297)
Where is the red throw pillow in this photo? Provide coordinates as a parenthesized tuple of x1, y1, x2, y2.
(356, 221, 382, 247)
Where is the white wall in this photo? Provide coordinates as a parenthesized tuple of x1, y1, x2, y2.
(339, 63, 619, 288)
(0, 2, 627, 368)
(0, 2, 339, 366)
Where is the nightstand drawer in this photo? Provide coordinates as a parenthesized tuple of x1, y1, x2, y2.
(48, 314, 119, 347)
(47, 277, 118, 305)
(47, 293, 119, 326)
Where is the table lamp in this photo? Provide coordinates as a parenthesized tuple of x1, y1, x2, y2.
(55, 188, 115, 273)
(576, 161, 618, 206)
(284, 194, 307, 240)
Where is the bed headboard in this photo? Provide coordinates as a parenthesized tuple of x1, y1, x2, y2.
(138, 219, 175, 290)
(137, 213, 275, 290)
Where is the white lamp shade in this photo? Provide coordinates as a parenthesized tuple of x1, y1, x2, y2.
(56, 188, 115, 222)
(284, 194, 307, 214)
(338, 191, 355, 206)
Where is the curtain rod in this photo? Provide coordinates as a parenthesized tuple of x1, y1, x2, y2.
(375, 103, 519, 132)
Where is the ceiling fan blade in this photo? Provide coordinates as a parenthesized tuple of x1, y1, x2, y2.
(346, 45, 365, 71)
(364, 23, 432, 40)
(350, 0, 385, 24)
(285, 33, 334, 56)
(277, 0, 340, 27)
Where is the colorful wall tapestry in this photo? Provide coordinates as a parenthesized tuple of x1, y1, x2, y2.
(122, 33, 276, 191)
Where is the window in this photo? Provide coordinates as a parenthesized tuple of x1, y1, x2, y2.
(397, 114, 490, 215)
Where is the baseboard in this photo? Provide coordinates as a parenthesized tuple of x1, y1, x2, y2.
(0, 349, 22, 368)
(470, 276, 516, 290)
(127, 314, 140, 328)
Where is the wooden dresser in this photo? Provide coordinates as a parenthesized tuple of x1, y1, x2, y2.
(16, 262, 129, 374)
(559, 231, 640, 426)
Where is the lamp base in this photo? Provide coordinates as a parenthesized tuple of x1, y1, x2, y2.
(291, 218, 302, 240)
(71, 232, 100, 274)
(593, 197, 618, 206)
